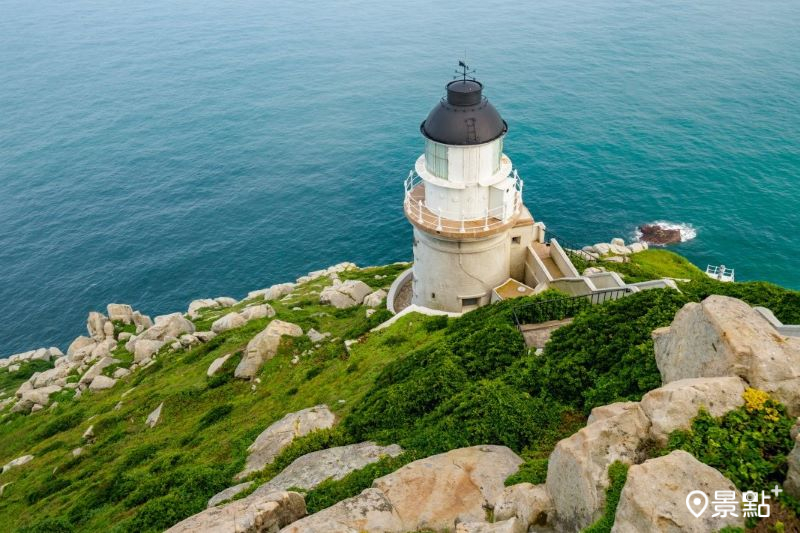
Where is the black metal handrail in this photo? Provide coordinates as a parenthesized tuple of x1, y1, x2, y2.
(512, 287, 632, 329)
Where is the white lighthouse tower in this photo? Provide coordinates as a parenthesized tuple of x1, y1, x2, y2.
(404, 70, 544, 312)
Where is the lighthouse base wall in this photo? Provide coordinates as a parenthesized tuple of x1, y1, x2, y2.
(411, 229, 510, 313)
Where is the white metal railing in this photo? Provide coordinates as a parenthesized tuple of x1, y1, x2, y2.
(403, 170, 524, 234)
(706, 264, 735, 282)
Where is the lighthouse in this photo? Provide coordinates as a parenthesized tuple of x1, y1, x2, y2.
(404, 69, 545, 312)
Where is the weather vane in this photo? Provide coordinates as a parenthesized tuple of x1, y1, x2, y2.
(454, 60, 476, 82)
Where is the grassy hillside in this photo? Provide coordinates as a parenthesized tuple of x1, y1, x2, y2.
(1, 251, 799, 532)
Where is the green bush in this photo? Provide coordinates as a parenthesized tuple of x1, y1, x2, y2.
(305, 452, 415, 514)
(197, 403, 234, 430)
(680, 278, 800, 324)
(505, 457, 548, 486)
(666, 390, 795, 492)
(16, 516, 74, 533)
(35, 409, 85, 440)
(583, 461, 629, 533)
(516, 289, 689, 413)
(423, 315, 448, 332)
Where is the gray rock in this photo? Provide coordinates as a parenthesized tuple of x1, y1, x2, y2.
(547, 402, 650, 531)
(207, 354, 232, 377)
(67, 336, 95, 357)
(133, 339, 164, 362)
(786, 435, 800, 498)
(235, 320, 303, 379)
(306, 328, 331, 343)
(211, 312, 246, 333)
(255, 442, 403, 495)
(207, 481, 254, 507)
(237, 405, 337, 479)
(188, 298, 220, 318)
(493, 483, 553, 530)
(363, 289, 387, 308)
(82, 425, 94, 440)
(87, 311, 110, 340)
(118, 332, 132, 342)
(215, 297, 238, 307)
(639, 377, 747, 445)
(79, 356, 121, 385)
(654, 295, 800, 415)
(113, 367, 131, 379)
(240, 304, 276, 321)
(166, 490, 305, 533)
(2, 455, 33, 473)
(107, 303, 134, 324)
(146, 402, 164, 428)
(89, 375, 117, 391)
(455, 519, 525, 533)
(612, 450, 743, 533)
(248, 282, 296, 301)
(194, 331, 217, 343)
(284, 445, 520, 533)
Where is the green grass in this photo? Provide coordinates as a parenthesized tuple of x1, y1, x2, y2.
(600, 249, 706, 283)
(583, 461, 629, 533)
(0, 266, 441, 533)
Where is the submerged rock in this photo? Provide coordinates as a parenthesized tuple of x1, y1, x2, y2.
(638, 224, 681, 245)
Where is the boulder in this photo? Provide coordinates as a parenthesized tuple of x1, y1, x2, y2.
(79, 356, 121, 386)
(455, 519, 525, 533)
(306, 329, 330, 344)
(2, 455, 33, 473)
(141, 313, 196, 341)
(87, 311, 109, 340)
(372, 445, 521, 531)
(207, 354, 232, 377)
(132, 311, 153, 330)
(89, 375, 117, 391)
(319, 286, 356, 309)
(208, 481, 254, 507)
(628, 242, 645, 253)
(241, 304, 275, 321)
(211, 312, 246, 333)
(188, 298, 220, 319)
(179, 334, 199, 347)
(612, 450, 743, 532)
(493, 483, 553, 529)
(215, 297, 237, 307)
(194, 331, 217, 343)
(640, 377, 747, 445)
(113, 367, 131, 379)
(237, 404, 337, 479)
(654, 295, 800, 415)
(610, 237, 625, 247)
(146, 402, 164, 428)
(134, 339, 164, 363)
(235, 321, 303, 379)
(166, 490, 305, 533)
(249, 283, 296, 301)
(363, 289, 387, 308)
(586, 401, 640, 425)
(20, 385, 62, 407)
(282, 488, 402, 532)
(547, 403, 650, 531)
(786, 435, 800, 498)
(67, 336, 95, 357)
(31, 365, 72, 388)
(253, 442, 403, 495)
(594, 243, 611, 255)
(107, 303, 134, 324)
(83, 425, 94, 440)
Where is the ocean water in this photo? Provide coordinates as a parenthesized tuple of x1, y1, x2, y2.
(1, 0, 799, 356)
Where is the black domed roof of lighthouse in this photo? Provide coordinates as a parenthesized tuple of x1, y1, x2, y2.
(421, 78, 507, 146)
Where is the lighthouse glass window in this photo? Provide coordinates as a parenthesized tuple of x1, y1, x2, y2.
(425, 140, 448, 179)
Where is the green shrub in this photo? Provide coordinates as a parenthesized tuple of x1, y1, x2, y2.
(26, 477, 72, 504)
(16, 516, 74, 533)
(121, 443, 162, 469)
(256, 427, 353, 481)
(516, 289, 689, 413)
(680, 278, 800, 324)
(505, 457, 548, 486)
(666, 390, 795, 492)
(35, 409, 85, 440)
(423, 315, 448, 332)
(305, 452, 415, 513)
(197, 403, 234, 430)
(305, 366, 323, 381)
(583, 461, 629, 533)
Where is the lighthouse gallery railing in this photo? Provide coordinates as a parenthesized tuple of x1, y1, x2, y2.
(403, 170, 523, 234)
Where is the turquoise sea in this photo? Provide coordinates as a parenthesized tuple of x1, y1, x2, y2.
(1, 0, 799, 356)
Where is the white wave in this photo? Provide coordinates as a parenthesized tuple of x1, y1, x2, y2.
(635, 221, 697, 244)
